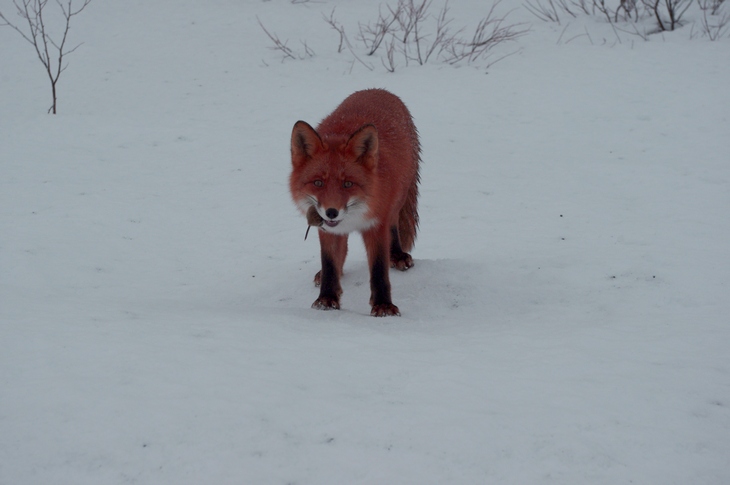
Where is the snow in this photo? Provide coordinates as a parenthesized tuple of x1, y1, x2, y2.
(1, 0, 729, 483)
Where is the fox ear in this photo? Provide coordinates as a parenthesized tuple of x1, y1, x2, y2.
(346, 124, 379, 171)
(291, 121, 323, 168)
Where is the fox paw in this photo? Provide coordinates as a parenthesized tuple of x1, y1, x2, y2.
(370, 303, 401, 317)
(314, 271, 321, 287)
(312, 296, 340, 311)
(390, 252, 414, 271)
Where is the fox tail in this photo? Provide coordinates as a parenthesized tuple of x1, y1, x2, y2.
(397, 137, 421, 252)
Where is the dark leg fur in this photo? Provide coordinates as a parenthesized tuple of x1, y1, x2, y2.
(370, 251, 400, 316)
(312, 233, 347, 310)
(390, 226, 414, 271)
(312, 253, 341, 310)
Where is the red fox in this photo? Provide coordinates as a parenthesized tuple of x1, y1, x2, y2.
(289, 89, 421, 317)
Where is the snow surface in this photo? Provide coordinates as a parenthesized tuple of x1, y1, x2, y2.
(1, 0, 729, 483)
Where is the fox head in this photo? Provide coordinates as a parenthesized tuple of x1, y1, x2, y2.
(290, 121, 379, 235)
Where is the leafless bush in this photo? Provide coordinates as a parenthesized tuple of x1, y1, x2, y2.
(395, 0, 462, 65)
(257, 16, 315, 60)
(444, 3, 529, 65)
(360, 0, 528, 70)
(641, 0, 692, 31)
(381, 35, 398, 71)
(323, 8, 347, 53)
(570, 0, 593, 15)
(525, 0, 626, 23)
(0, 0, 92, 114)
(396, 0, 432, 64)
(614, 0, 638, 20)
(420, 1, 457, 63)
(358, 4, 401, 55)
(696, 0, 730, 38)
(591, 0, 617, 22)
(528, 0, 700, 36)
(524, 0, 564, 23)
(260, 0, 526, 72)
(703, 0, 726, 14)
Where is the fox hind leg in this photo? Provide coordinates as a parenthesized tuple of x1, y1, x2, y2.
(389, 226, 414, 271)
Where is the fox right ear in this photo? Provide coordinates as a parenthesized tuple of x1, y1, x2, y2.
(291, 121, 323, 168)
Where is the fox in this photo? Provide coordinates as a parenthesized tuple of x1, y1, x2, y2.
(289, 89, 421, 317)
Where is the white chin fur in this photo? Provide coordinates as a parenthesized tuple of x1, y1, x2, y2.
(309, 199, 376, 235)
(320, 214, 376, 234)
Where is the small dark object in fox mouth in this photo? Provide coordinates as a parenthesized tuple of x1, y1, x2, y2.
(304, 206, 324, 240)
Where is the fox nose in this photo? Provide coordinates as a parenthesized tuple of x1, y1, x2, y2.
(325, 208, 339, 219)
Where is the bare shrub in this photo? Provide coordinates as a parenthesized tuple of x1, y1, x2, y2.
(443, 3, 529, 65)
(642, 0, 693, 31)
(259, 0, 526, 72)
(705, 0, 726, 14)
(420, 1, 458, 64)
(524, 0, 564, 23)
(0, 0, 92, 114)
(528, 0, 700, 37)
(372, 0, 527, 70)
(323, 8, 347, 53)
(592, 0, 617, 23)
(614, 0, 638, 21)
(393, 0, 463, 66)
(570, 0, 593, 15)
(358, 4, 401, 55)
(696, 0, 730, 39)
(381, 35, 398, 71)
(257, 16, 314, 60)
(396, 0, 432, 65)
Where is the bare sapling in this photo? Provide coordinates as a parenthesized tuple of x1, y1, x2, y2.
(0, 0, 92, 114)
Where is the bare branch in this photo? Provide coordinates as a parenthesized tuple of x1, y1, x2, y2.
(322, 7, 347, 53)
(698, 0, 730, 39)
(381, 35, 398, 72)
(256, 16, 298, 60)
(444, 3, 529, 65)
(401, 0, 432, 65)
(641, 0, 692, 31)
(524, 0, 562, 23)
(422, 1, 460, 64)
(358, 4, 400, 55)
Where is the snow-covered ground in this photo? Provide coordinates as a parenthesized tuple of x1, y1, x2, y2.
(1, 0, 729, 483)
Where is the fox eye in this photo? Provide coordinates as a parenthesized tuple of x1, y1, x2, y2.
(313, 180, 324, 188)
(343, 181, 353, 188)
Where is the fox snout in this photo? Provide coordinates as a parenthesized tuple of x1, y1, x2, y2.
(321, 207, 341, 228)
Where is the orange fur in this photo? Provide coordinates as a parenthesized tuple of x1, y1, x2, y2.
(290, 89, 421, 316)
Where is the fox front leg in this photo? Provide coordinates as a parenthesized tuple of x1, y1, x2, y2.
(312, 232, 347, 311)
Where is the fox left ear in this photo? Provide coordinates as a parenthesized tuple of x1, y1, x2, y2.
(346, 124, 379, 171)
